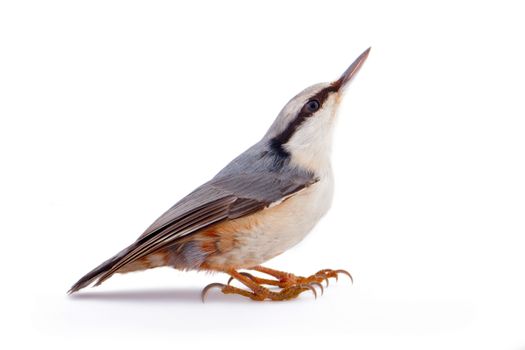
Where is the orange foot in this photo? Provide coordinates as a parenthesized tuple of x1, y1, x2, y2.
(202, 266, 352, 302)
(248, 266, 353, 288)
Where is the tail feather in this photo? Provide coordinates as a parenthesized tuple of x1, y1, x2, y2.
(68, 245, 135, 294)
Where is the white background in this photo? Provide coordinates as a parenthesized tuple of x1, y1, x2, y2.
(1, 1, 524, 349)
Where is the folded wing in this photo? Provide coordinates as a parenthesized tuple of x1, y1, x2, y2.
(68, 170, 316, 293)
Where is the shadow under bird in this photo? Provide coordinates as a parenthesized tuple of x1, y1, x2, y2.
(69, 48, 371, 301)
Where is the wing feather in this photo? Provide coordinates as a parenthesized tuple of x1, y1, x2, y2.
(70, 169, 317, 292)
(91, 174, 317, 285)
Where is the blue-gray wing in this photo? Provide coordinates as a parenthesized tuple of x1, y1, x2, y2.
(140, 170, 317, 242)
(69, 168, 317, 292)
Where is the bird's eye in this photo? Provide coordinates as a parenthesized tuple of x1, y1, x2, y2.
(305, 99, 320, 112)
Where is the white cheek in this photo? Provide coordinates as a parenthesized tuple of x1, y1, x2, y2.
(286, 95, 339, 172)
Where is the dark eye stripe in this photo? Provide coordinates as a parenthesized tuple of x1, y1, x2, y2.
(270, 84, 338, 157)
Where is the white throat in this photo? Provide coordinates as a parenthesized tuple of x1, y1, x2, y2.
(285, 94, 339, 175)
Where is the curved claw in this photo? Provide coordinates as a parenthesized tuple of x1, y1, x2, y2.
(310, 282, 324, 296)
(318, 269, 337, 282)
(201, 283, 226, 302)
(315, 269, 354, 286)
(312, 272, 328, 287)
(316, 273, 330, 287)
(335, 269, 354, 284)
(301, 284, 317, 299)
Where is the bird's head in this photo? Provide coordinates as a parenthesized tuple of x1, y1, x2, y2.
(264, 48, 370, 173)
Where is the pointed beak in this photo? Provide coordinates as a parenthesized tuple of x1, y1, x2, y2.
(332, 47, 371, 91)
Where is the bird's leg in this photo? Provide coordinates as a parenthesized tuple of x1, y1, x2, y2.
(226, 266, 304, 287)
(226, 271, 282, 287)
(250, 266, 313, 287)
(202, 269, 317, 302)
(249, 266, 353, 288)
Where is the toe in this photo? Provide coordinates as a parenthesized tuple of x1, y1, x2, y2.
(201, 282, 227, 302)
(335, 269, 354, 284)
(301, 284, 317, 299)
(309, 282, 324, 296)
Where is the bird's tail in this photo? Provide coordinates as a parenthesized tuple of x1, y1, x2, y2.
(67, 244, 135, 294)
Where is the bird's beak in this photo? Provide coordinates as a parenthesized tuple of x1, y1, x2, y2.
(332, 47, 371, 92)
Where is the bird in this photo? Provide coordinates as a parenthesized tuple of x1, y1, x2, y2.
(68, 47, 370, 301)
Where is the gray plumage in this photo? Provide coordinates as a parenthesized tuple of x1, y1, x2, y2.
(68, 48, 370, 295)
(68, 85, 323, 293)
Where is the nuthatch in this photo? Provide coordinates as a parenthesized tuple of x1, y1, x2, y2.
(69, 48, 371, 301)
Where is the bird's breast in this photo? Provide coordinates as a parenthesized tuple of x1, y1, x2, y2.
(201, 170, 334, 269)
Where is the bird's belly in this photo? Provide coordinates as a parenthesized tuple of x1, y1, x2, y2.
(203, 175, 334, 269)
